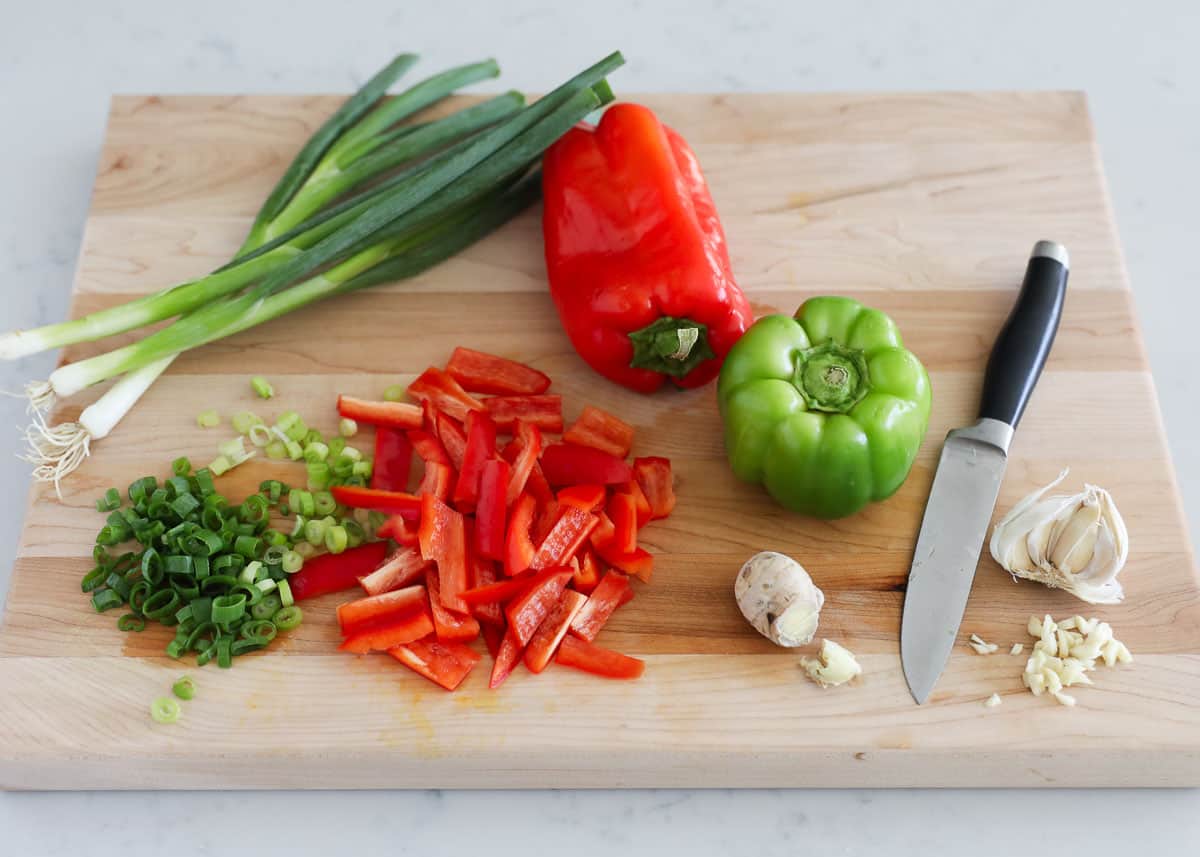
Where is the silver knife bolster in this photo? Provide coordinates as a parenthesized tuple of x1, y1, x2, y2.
(946, 417, 1014, 457)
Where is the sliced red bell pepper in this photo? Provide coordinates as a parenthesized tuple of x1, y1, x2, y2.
(467, 548, 505, 628)
(445, 346, 552, 396)
(569, 570, 631, 642)
(531, 506, 598, 570)
(488, 626, 525, 689)
(407, 367, 485, 423)
(555, 635, 644, 680)
(388, 637, 482, 691)
(484, 395, 563, 433)
(376, 514, 419, 547)
(331, 485, 422, 518)
(524, 589, 588, 674)
(562, 405, 634, 458)
(337, 395, 422, 430)
(417, 495, 469, 613)
(407, 429, 451, 466)
(606, 491, 639, 554)
(459, 573, 534, 607)
(418, 461, 454, 502)
(572, 546, 602, 595)
(435, 411, 467, 471)
(481, 622, 504, 660)
(337, 584, 428, 637)
(425, 568, 480, 643)
(452, 410, 497, 510)
(505, 567, 572, 645)
(532, 497, 561, 546)
(633, 456, 676, 519)
(474, 458, 510, 562)
(617, 479, 653, 528)
(556, 483, 606, 513)
(339, 610, 434, 654)
(618, 585, 635, 608)
(590, 511, 615, 550)
(371, 427, 413, 492)
(540, 443, 632, 486)
(359, 546, 431, 597)
(288, 541, 389, 601)
(505, 421, 543, 506)
(505, 492, 538, 577)
(525, 461, 554, 505)
(596, 544, 654, 583)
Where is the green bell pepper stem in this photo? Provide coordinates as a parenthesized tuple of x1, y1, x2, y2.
(627, 316, 717, 379)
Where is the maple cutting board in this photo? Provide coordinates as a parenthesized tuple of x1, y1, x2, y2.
(2, 91, 1198, 790)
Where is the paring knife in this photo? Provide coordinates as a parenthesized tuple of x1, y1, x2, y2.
(900, 240, 1069, 704)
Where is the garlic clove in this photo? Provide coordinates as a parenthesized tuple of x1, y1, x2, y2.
(800, 639, 862, 688)
(1049, 496, 1101, 573)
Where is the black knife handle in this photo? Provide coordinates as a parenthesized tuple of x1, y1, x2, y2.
(978, 241, 1069, 428)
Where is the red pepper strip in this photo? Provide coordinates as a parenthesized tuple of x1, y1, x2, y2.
(337, 395, 422, 430)
(388, 636, 482, 691)
(505, 492, 538, 577)
(337, 584, 428, 637)
(484, 395, 563, 433)
(425, 568, 480, 643)
(467, 550, 505, 628)
(618, 585, 635, 608)
(331, 485, 422, 518)
(505, 421, 543, 506)
(359, 546, 431, 597)
(562, 405, 635, 458)
(540, 442, 632, 486)
(617, 479, 653, 529)
(435, 411, 467, 471)
(607, 491, 639, 554)
(418, 461, 455, 502)
(459, 573, 534, 607)
(556, 483, 606, 512)
(555, 635, 644, 680)
(406, 429, 451, 466)
(376, 514, 419, 546)
(505, 568, 573, 645)
(452, 410, 497, 510)
(488, 627, 525, 689)
(474, 459, 510, 562)
(446, 346, 552, 396)
(532, 497, 561, 546)
(371, 428, 413, 492)
(417, 495, 469, 613)
(288, 541, 389, 601)
(531, 506, 598, 570)
(633, 456, 676, 519)
(572, 547, 602, 595)
(590, 511, 616, 550)
(596, 544, 654, 583)
(339, 610, 434, 654)
(407, 367, 485, 423)
(524, 589, 588, 674)
(481, 623, 504, 660)
(569, 570, 631, 642)
(526, 461, 554, 505)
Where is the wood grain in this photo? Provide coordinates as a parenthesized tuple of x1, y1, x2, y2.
(1, 91, 1197, 789)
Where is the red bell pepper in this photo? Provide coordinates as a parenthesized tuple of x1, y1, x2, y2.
(425, 568, 480, 643)
(617, 479, 652, 529)
(376, 514, 419, 546)
(488, 627, 524, 689)
(418, 461, 454, 502)
(371, 427, 413, 492)
(446, 346, 552, 396)
(505, 492, 538, 577)
(531, 506, 598, 570)
(474, 458, 510, 562)
(481, 623, 504, 660)
(418, 495, 469, 613)
(452, 410, 497, 509)
(532, 497, 560, 546)
(541, 102, 753, 393)
(572, 546, 602, 595)
(407, 367, 485, 423)
(459, 573, 533, 607)
(337, 584, 428, 636)
(339, 610, 434, 654)
(618, 585, 635, 608)
(331, 485, 422, 518)
(525, 461, 554, 505)
(505, 568, 572, 645)
(524, 589, 588, 674)
(288, 541, 389, 601)
(467, 548, 505, 628)
(336, 395, 422, 430)
(555, 635, 644, 680)
(556, 483, 606, 513)
(633, 456, 676, 519)
(407, 429, 451, 466)
(359, 546, 431, 597)
(484, 395, 563, 433)
(563, 405, 634, 458)
(569, 570, 631, 642)
(388, 637, 482, 691)
(590, 511, 615, 550)
(606, 491, 639, 554)
(435, 411, 467, 471)
(540, 443, 632, 486)
(505, 421, 543, 506)
(596, 544, 654, 583)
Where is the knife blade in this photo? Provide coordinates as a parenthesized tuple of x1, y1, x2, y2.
(901, 240, 1070, 704)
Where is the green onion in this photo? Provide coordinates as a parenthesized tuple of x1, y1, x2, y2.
(208, 455, 232, 476)
(231, 411, 262, 434)
(249, 424, 273, 447)
(277, 579, 295, 606)
(172, 676, 196, 700)
(211, 593, 246, 626)
(150, 697, 182, 724)
(382, 384, 405, 402)
(281, 551, 303, 574)
(117, 613, 146, 632)
(304, 441, 329, 463)
(196, 410, 220, 428)
(303, 518, 327, 546)
(313, 491, 337, 517)
(272, 605, 303, 631)
(96, 487, 122, 512)
(91, 589, 124, 612)
(324, 525, 349, 554)
(339, 418, 358, 437)
(265, 439, 287, 460)
(252, 593, 283, 620)
(250, 376, 275, 399)
(293, 541, 316, 559)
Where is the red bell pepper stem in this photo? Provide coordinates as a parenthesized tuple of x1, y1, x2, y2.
(596, 544, 654, 583)
(505, 421, 544, 506)
(338, 610, 434, 654)
(407, 429, 452, 466)
(488, 627, 525, 689)
(336, 395, 422, 430)
(336, 584, 429, 636)
(555, 635, 645, 680)
(445, 347, 552, 396)
(388, 637, 482, 691)
(530, 506, 598, 570)
(540, 443, 632, 486)
(407, 367, 486, 423)
(606, 491, 639, 554)
(633, 456, 676, 519)
(562, 405, 634, 458)
(556, 483, 607, 512)
(505, 492, 538, 577)
(524, 589, 588, 674)
(435, 412, 467, 471)
(474, 458, 510, 561)
(359, 546, 431, 597)
(371, 428, 413, 492)
(453, 410, 497, 510)
(425, 568, 480, 643)
(331, 485, 422, 518)
(418, 461, 455, 502)
(505, 568, 573, 645)
(569, 570, 631, 642)
(288, 541, 390, 601)
(484, 395, 563, 433)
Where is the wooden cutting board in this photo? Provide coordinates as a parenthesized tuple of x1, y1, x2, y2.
(2, 91, 1198, 789)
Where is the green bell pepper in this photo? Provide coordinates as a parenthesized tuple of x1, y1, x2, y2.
(717, 296, 932, 519)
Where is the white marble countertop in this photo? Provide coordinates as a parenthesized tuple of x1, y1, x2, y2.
(2, 1, 1197, 853)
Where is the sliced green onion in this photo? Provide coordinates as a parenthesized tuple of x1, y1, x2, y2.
(254, 578, 278, 594)
(351, 460, 372, 478)
(150, 697, 181, 724)
(281, 551, 303, 574)
(265, 439, 287, 460)
(209, 455, 233, 476)
(293, 541, 316, 559)
(303, 428, 324, 447)
(172, 676, 196, 700)
(313, 491, 337, 517)
(251, 376, 275, 399)
(231, 411, 262, 434)
(340, 446, 363, 462)
(248, 424, 273, 448)
(327, 436, 347, 457)
(234, 535, 261, 559)
(211, 593, 247, 626)
(382, 384, 406, 402)
(285, 439, 303, 461)
(97, 487, 122, 512)
(303, 518, 327, 546)
(343, 519, 366, 548)
(118, 613, 146, 632)
(196, 410, 220, 428)
(238, 560, 263, 584)
(216, 636, 233, 668)
(304, 441, 329, 463)
(338, 418, 358, 437)
(306, 461, 331, 490)
(272, 605, 303, 631)
(277, 579, 294, 607)
(252, 593, 283, 620)
(324, 525, 349, 554)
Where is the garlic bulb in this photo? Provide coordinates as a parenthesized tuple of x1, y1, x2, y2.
(989, 470, 1128, 604)
(735, 551, 824, 647)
